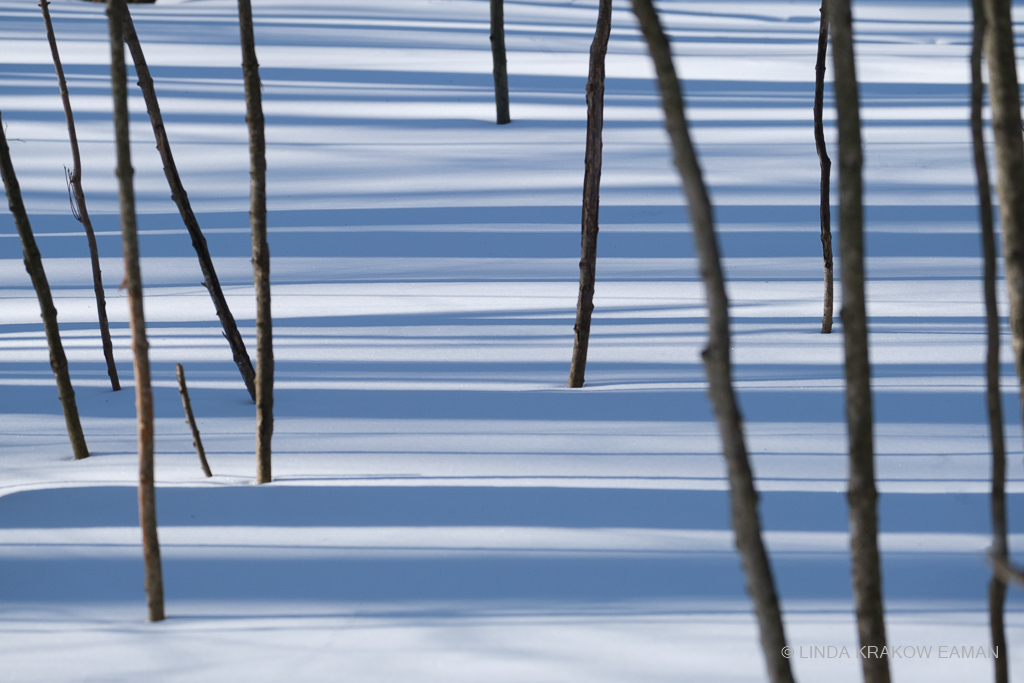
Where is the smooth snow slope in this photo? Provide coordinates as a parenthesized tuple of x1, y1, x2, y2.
(0, 0, 1022, 680)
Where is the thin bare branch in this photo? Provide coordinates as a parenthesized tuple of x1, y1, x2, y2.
(568, 0, 612, 388)
(630, 1, 794, 681)
(176, 364, 212, 478)
(41, 0, 120, 391)
(107, 0, 163, 623)
(0, 114, 90, 462)
(237, 0, 274, 483)
(827, 0, 890, 680)
(814, 2, 833, 334)
(970, 2, 1009, 681)
(121, 5, 256, 402)
(490, 0, 510, 124)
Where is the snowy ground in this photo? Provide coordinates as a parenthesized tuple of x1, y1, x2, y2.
(1, 0, 1022, 680)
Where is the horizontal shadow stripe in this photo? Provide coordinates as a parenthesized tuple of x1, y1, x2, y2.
(2, 487, 1020, 533)
(0, 549, 1006, 605)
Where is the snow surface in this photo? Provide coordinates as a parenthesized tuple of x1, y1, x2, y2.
(1, 0, 1022, 680)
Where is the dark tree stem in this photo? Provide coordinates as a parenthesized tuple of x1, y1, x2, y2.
(108, 0, 163, 623)
(981, 0, 1024, 675)
(237, 0, 273, 484)
(176, 364, 212, 478)
(827, 1, 890, 681)
(490, 0, 510, 125)
(982, 0, 1024, 450)
(40, 0, 120, 391)
(568, 0, 611, 388)
(971, 1, 1009, 680)
(121, 6, 257, 402)
(630, 2, 793, 681)
(814, 2, 833, 334)
(0, 114, 91, 462)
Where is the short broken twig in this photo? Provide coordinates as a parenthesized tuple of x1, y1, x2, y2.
(64, 167, 81, 221)
(176, 363, 212, 477)
(989, 551, 1024, 587)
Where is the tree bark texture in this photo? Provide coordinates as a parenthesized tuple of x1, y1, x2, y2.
(237, 0, 273, 484)
(814, 2, 833, 334)
(982, 0, 1024, 446)
(176, 364, 212, 478)
(40, 0, 121, 391)
(971, 1, 1008, 680)
(0, 114, 91, 462)
(826, 1, 890, 681)
(568, 0, 611, 389)
(489, 0, 511, 125)
(630, 2, 794, 682)
(108, 0, 164, 623)
(121, 7, 257, 402)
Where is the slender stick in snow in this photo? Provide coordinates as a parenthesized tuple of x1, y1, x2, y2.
(0, 114, 90, 462)
(568, 0, 611, 388)
(826, 1, 890, 680)
(490, 0, 510, 125)
(630, 2, 794, 681)
(237, 0, 273, 484)
(40, 0, 120, 391)
(121, 6, 257, 402)
(970, 1, 1009, 680)
(176, 364, 212, 478)
(108, 0, 164, 622)
(814, 2, 833, 334)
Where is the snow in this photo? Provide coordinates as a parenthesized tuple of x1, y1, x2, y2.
(0, 0, 1022, 680)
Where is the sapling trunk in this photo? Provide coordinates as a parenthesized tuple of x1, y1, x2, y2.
(981, 0, 1024, 453)
(237, 0, 274, 484)
(121, 6, 257, 402)
(630, 1, 794, 681)
(568, 0, 611, 388)
(814, 2, 833, 334)
(489, 0, 510, 125)
(827, 0, 890, 680)
(0, 114, 90, 462)
(970, 1, 1008, 680)
(40, 0, 120, 391)
(108, 0, 164, 622)
(176, 364, 212, 478)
